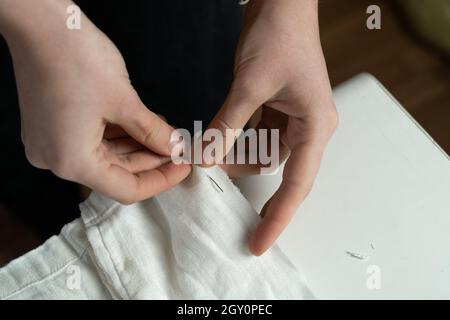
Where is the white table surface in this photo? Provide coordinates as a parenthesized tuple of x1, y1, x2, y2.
(234, 74, 450, 299)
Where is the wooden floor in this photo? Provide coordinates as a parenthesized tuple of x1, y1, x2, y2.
(0, 0, 449, 266)
(320, 0, 450, 153)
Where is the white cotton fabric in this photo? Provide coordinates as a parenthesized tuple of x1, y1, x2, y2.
(0, 167, 313, 300)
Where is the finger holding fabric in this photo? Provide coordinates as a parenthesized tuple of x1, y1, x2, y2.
(207, 0, 338, 255)
(0, 0, 191, 204)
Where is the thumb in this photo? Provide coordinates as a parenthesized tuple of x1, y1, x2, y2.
(202, 77, 273, 166)
(113, 94, 176, 157)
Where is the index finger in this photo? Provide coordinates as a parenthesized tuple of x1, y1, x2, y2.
(249, 141, 324, 256)
(85, 161, 192, 204)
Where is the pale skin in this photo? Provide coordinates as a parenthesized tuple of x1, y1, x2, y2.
(0, 0, 337, 256)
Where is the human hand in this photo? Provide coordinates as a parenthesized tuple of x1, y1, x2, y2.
(209, 0, 338, 255)
(0, 0, 191, 203)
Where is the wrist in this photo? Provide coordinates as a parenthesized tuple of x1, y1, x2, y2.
(244, 0, 318, 25)
(0, 0, 106, 73)
(0, 0, 75, 49)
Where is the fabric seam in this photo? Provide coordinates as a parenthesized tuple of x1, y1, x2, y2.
(2, 249, 87, 300)
(94, 222, 132, 299)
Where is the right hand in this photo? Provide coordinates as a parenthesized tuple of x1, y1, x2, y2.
(1, 0, 191, 204)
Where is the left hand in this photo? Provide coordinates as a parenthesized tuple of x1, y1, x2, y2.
(207, 0, 338, 255)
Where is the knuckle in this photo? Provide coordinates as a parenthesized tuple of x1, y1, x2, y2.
(310, 102, 339, 139)
(49, 150, 85, 181)
(24, 145, 45, 169)
(118, 93, 141, 117)
(321, 102, 339, 134)
(142, 117, 161, 146)
(230, 77, 268, 107)
(50, 157, 74, 180)
(114, 91, 142, 124)
(22, 134, 86, 179)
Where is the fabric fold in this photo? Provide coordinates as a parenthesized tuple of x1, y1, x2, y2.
(1, 167, 313, 300)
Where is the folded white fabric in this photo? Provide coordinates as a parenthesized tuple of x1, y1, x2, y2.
(0, 167, 313, 300)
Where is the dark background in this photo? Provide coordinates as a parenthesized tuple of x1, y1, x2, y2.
(1, 0, 449, 266)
